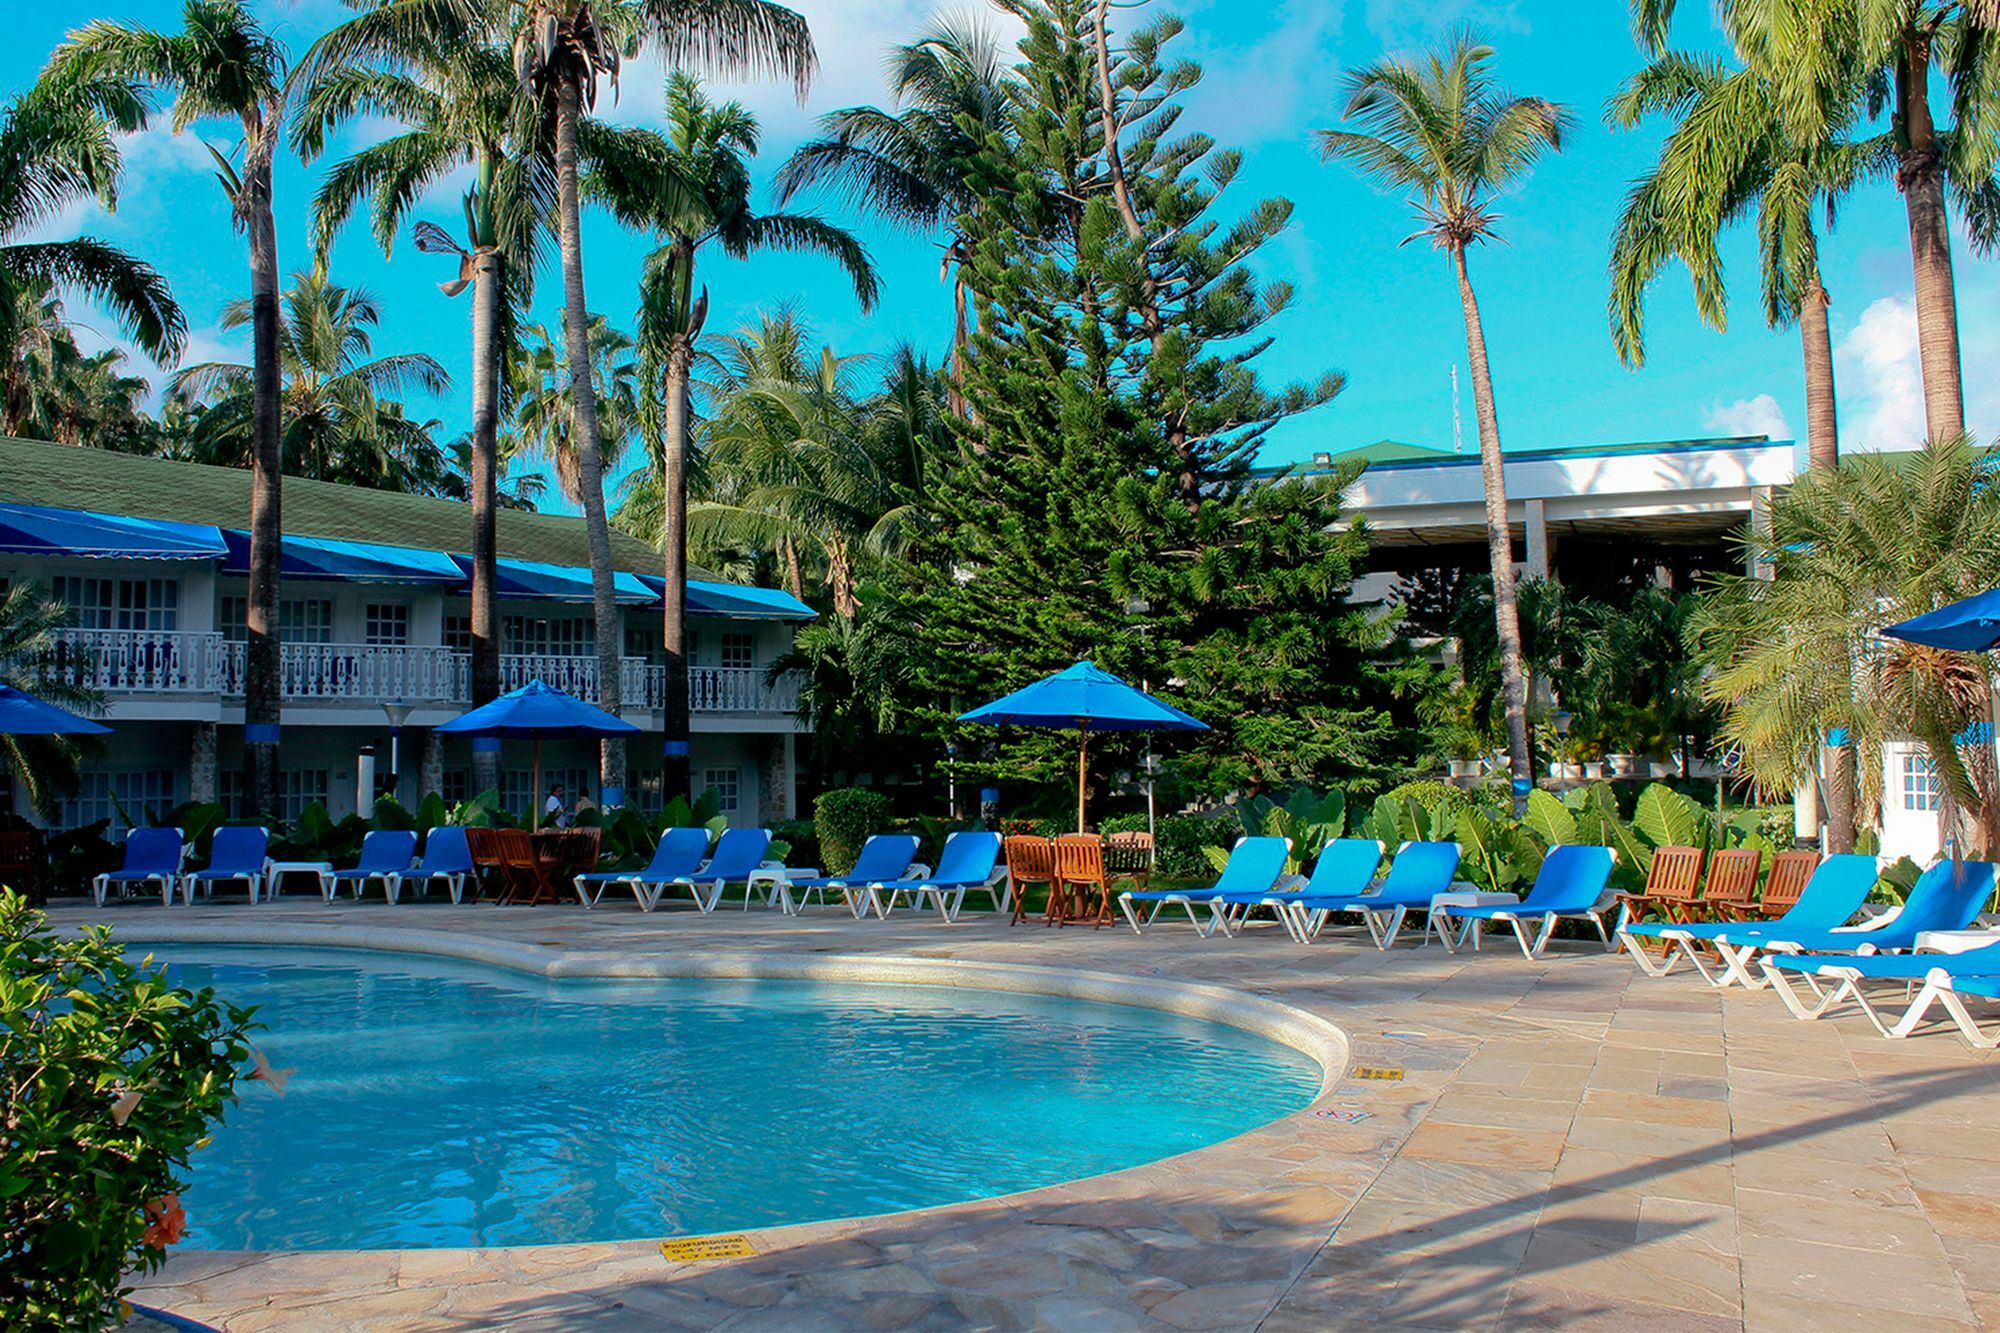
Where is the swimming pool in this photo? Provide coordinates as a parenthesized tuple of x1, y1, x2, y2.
(151, 947, 1321, 1250)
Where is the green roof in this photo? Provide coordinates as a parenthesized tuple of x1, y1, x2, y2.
(0, 435, 669, 578)
(1256, 433, 1784, 475)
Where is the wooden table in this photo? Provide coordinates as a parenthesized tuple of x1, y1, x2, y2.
(516, 830, 600, 906)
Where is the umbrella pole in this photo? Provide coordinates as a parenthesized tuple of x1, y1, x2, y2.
(1077, 724, 1087, 834)
(533, 738, 542, 830)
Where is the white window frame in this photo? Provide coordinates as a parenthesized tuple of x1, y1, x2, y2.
(701, 766, 740, 813)
(1902, 753, 1943, 813)
(719, 632, 755, 672)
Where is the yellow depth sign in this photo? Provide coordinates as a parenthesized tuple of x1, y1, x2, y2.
(1349, 1065, 1405, 1081)
(660, 1233, 757, 1262)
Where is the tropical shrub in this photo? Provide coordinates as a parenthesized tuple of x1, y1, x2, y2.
(770, 820, 820, 870)
(815, 787, 894, 874)
(1203, 788, 1347, 873)
(1149, 813, 1239, 879)
(0, 893, 252, 1329)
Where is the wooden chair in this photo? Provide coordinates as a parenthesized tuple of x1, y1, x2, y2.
(1104, 831, 1154, 895)
(494, 829, 540, 905)
(1615, 846, 1705, 927)
(0, 829, 43, 906)
(1004, 835, 1056, 927)
(1699, 847, 1763, 920)
(1052, 833, 1113, 929)
(464, 827, 505, 902)
(1714, 847, 1818, 922)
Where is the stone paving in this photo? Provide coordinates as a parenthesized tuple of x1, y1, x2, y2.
(50, 892, 2000, 1332)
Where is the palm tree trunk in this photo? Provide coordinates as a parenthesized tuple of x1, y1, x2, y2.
(1896, 39, 1964, 443)
(1823, 736, 1855, 855)
(1800, 279, 1839, 472)
(661, 328, 693, 804)
(1452, 246, 1532, 814)
(780, 533, 804, 600)
(947, 251, 969, 422)
(468, 246, 503, 798)
(243, 153, 283, 819)
(553, 70, 625, 804)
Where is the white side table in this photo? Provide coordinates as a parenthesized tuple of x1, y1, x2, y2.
(1915, 929, 2000, 954)
(264, 861, 331, 903)
(1426, 889, 1521, 950)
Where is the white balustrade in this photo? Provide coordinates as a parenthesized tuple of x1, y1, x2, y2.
(43, 630, 800, 714)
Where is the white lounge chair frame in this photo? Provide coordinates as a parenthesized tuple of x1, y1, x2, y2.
(1430, 891, 1622, 960)
(869, 864, 1011, 922)
(91, 828, 187, 907)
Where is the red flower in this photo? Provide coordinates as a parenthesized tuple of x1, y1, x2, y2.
(142, 1193, 186, 1249)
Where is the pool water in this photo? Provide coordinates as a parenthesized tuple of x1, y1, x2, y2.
(150, 947, 1320, 1250)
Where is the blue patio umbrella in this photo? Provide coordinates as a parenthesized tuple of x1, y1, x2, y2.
(0, 683, 111, 736)
(958, 661, 1207, 831)
(436, 679, 640, 823)
(1884, 591, 2000, 801)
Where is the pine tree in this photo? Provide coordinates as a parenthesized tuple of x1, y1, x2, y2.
(895, 0, 1440, 807)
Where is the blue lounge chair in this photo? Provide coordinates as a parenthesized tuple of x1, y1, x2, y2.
(780, 834, 921, 914)
(92, 827, 185, 907)
(1115, 836, 1292, 936)
(178, 826, 270, 906)
(383, 826, 478, 906)
(660, 827, 774, 913)
(1878, 967, 2000, 1048)
(1208, 838, 1385, 939)
(1761, 934, 2000, 1026)
(1620, 854, 1880, 984)
(1290, 841, 1464, 948)
(1702, 857, 1996, 990)
(869, 832, 1007, 922)
(319, 830, 419, 902)
(572, 826, 710, 912)
(1432, 845, 1618, 959)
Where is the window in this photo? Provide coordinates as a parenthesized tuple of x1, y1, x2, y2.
(443, 614, 473, 653)
(1903, 754, 1943, 812)
(364, 603, 410, 646)
(441, 769, 469, 804)
(503, 766, 591, 814)
(701, 767, 740, 813)
(219, 768, 329, 824)
(221, 596, 333, 643)
(504, 615, 593, 657)
(629, 767, 663, 812)
(55, 577, 178, 631)
(719, 632, 754, 672)
(65, 770, 177, 836)
(624, 625, 660, 661)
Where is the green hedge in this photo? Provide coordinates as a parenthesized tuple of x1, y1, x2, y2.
(814, 788, 893, 874)
(1100, 811, 1240, 880)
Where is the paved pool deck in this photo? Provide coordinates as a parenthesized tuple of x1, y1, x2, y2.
(48, 893, 2000, 1332)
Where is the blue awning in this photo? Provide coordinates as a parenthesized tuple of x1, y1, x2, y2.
(0, 502, 226, 560)
(222, 530, 464, 585)
(638, 574, 817, 620)
(460, 556, 655, 605)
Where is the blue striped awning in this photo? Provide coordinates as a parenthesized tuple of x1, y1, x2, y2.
(0, 502, 226, 560)
(460, 556, 655, 605)
(222, 530, 464, 584)
(638, 574, 816, 621)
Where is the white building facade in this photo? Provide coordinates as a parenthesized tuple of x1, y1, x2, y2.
(0, 437, 813, 832)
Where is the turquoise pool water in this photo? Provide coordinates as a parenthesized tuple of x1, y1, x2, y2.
(150, 947, 1319, 1250)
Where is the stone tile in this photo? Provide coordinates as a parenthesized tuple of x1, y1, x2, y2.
(1737, 1233, 1975, 1321)
(1401, 1121, 1567, 1173)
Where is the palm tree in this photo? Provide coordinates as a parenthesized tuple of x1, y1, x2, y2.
(677, 312, 934, 618)
(1316, 32, 1569, 814)
(596, 74, 877, 802)
(1634, 0, 2000, 442)
(0, 583, 107, 819)
(168, 268, 453, 493)
(1693, 441, 2000, 855)
(1609, 55, 1873, 475)
(0, 75, 184, 368)
(52, 0, 291, 818)
(296, 0, 554, 797)
(505, 0, 815, 806)
(506, 315, 640, 510)
(773, 13, 1012, 415)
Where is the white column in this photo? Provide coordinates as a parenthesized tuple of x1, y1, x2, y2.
(1749, 486, 1775, 580)
(1524, 499, 1551, 581)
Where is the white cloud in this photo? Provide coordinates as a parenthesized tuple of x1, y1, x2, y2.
(1833, 294, 1927, 453)
(1703, 392, 1791, 441)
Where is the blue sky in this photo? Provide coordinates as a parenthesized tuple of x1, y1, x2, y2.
(12, 0, 1992, 504)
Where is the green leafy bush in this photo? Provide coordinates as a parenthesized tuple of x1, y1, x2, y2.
(770, 820, 820, 869)
(1203, 788, 1347, 874)
(815, 787, 894, 874)
(1150, 813, 1239, 879)
(0, 893, 252, 1329)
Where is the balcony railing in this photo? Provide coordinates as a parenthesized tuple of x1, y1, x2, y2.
(41, 630, 799, 716)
